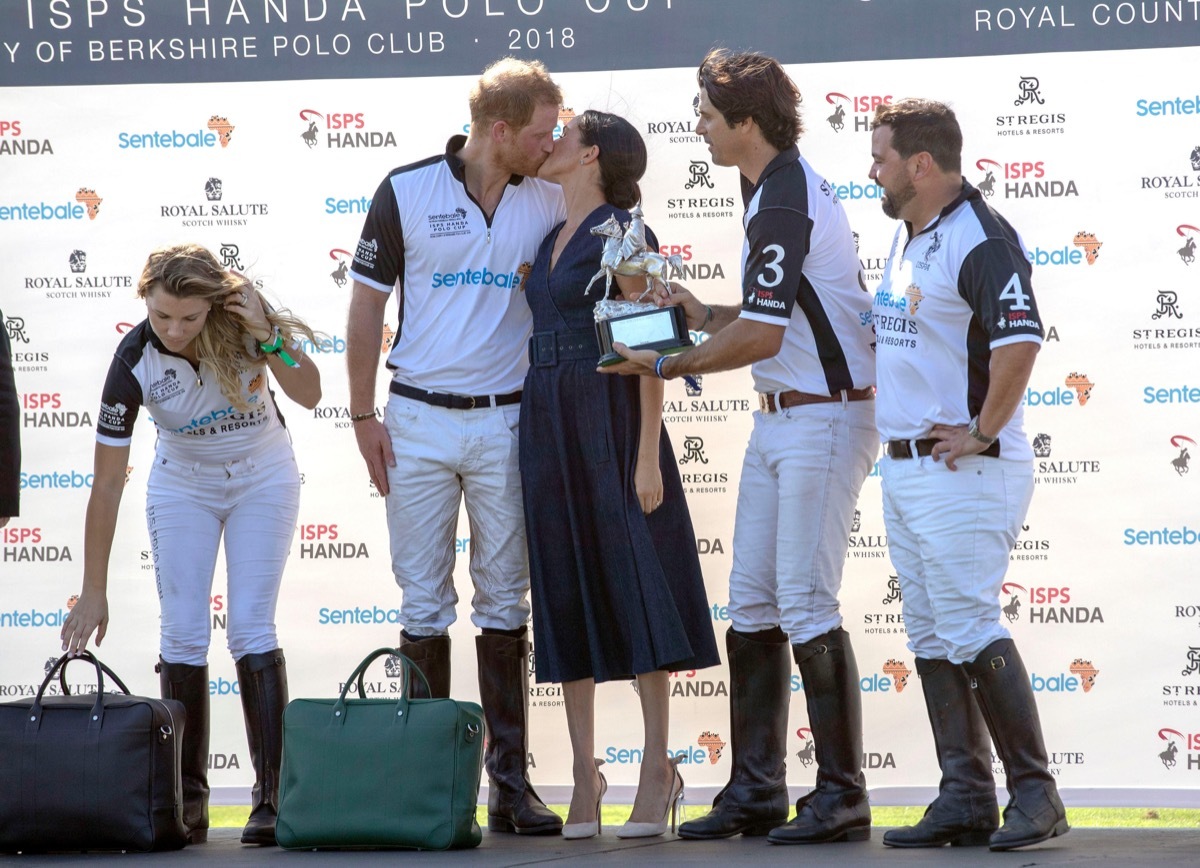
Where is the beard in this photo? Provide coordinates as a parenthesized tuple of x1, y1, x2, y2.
(499, 137, 547, 178)
(881, 175, 916, 220)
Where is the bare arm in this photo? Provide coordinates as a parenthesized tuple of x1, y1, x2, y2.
(346, 280, 395, 495)
(61, 442, 130, 653)
(263, 346, 322, 409)
(635, 375, 664, 515)
(931, 341, 1040, 470)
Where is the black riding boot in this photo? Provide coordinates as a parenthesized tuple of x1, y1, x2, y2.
(475, 629, 562, 835)
(768, 627, 871, 845)
(965, 639, 1070, 851)
(883, 657, 998, 847)
(157, 658, 210, 844)
(678, 627, 791, 839)
(236, 649, 289, 846)
(399, 631, 452, 699)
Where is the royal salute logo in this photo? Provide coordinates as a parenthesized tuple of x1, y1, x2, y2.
(846, 510, 887, 560)
(1030, 431, 1102, 485)
(328, 248, 352, 287)
(999, 582, 1104, 626)
(297, 109, 398, 150)
(160, 179, 269, 228)
(2, 526, 73, 564)
(1175, 225, 1198, 265)
(1155, 728, 1200, 770)
(1139, 146, 1200, 200)
(823, 92, 892, 134)
(1011, 523, 1051, 563)
(0, 119, 52, 156)
(995, 76, 1067, 137)
(1169, 435, 1194, 476)
(21, 249, 133, 301)
(643, 96, 701, 144)
(974, 158, 1077, 199)
(1070, 232, 1102, 265)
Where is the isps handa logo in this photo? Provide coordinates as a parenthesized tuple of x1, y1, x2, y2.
(1160, 647, 1200, 708)
(1155, 728, 1200, 771)
(298, 523, 369, 559)
(999, 582, 1104, 626)
(994, 76, 1067, 138)
(2, 526, 73, 565)
(670, 669, 728, 699)
(297, 109, 397, 150)
(1168, 434, 1193, 477)
(1174, 223, 1198, 265)
(974, 158, 1078, 199)
(0, 119, 53, 156)
(823, 92, 892, 134)
(159, 178, 268, 228)
(1139, 145, 1200, 200)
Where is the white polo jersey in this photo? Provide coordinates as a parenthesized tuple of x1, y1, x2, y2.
(349, 136, 566, 396)
(95, 320, 287, 462)
(738, 146, 876, 396)
(873, 181, 1043, 461)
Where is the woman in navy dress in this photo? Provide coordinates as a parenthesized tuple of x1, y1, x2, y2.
(520, 110, 719, 839)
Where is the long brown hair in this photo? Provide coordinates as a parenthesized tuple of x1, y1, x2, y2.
(137, 244, 317, 411)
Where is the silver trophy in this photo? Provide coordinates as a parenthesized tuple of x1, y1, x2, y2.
(587, 204, 693, 367)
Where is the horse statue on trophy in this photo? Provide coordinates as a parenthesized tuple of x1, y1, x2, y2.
(584, 204, 684, 301)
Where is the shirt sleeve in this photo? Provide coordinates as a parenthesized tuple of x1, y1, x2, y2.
(348, 174, 406, 294)
(740, 206, 813, 322)
(95, 355, 143, 447)
(957, 237, 1044, 347)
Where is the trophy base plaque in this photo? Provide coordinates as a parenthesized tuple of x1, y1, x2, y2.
(595, 304, 693, 367)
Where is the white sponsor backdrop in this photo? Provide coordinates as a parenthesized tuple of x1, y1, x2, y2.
(2, 10, 1199, 808)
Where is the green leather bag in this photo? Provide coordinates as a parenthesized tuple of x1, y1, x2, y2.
(276, 648, 485, 850)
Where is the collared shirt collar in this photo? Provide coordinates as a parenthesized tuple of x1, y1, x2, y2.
(740, 144, 800, 207)
(444, 135, 525, 187)
(907, 178, 977, 240)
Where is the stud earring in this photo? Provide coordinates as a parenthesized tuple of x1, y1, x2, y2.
(579, 158, 585, 165)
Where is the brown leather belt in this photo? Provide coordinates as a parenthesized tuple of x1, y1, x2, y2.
(758, 386, 874, 413)
(885, 438, 1001, 459)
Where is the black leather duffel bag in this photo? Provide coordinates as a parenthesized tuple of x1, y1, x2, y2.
(0, 650, 189, 852)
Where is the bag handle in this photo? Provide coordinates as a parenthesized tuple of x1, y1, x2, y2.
(57, 651, 133, 697)
(26, 650, 122, 734)
(331, 648, 432, 726)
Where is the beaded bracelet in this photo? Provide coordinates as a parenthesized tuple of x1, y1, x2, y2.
(350, 412, 376, 423)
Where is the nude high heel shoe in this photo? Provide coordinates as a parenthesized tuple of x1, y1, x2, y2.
(616, 755, 684, 838)
(562, 758, 607, 840)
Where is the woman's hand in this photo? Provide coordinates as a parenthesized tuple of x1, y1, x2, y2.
(224, 273, 272, 343)
(60, 590, 109, 655)
(635, 452, 663, 515)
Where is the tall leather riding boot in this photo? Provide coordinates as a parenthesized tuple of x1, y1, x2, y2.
(475, 630, 562, 835)
(965, 638, 1070, 851)
(678, 627, 791, 839)
(399, 631, 451, 699)
(236, 649, 289, 846)
(157, 658, 210, 845)
(768, 627, 871, 844)
(883, 658, 998, 847)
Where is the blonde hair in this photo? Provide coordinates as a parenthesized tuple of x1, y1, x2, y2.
(137, 243, 317, 411)
(468, 57, 561, 131)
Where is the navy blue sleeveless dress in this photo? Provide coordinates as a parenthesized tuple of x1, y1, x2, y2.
(520, 203, 719, 684)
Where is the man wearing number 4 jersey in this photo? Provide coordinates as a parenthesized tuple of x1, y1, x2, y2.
(868, 98, 1069, 851)
(603, 49, 878, 845)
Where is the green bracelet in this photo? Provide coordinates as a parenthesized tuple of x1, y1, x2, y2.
(259, 326, 300, 368)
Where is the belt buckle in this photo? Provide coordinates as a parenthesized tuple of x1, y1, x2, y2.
(532, 333, 557, 367)
(466, 396, 477, 410)
(758, 393, 772, 413)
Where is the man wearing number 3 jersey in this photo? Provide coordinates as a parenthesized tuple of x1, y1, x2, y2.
(868, 98, 1068, 852)
(602, 49, 878, 846)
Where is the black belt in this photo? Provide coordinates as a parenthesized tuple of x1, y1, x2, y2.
(529, 330, 599, 367)
(885, 438, 1001, 459)
(390, 380, 521, 410)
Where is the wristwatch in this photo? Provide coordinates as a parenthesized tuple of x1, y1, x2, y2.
(967, 415, 997, 446)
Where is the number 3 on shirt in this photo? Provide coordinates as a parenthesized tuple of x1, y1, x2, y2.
(756, 244, 785, 288)
(998, 272, 1031, 311)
